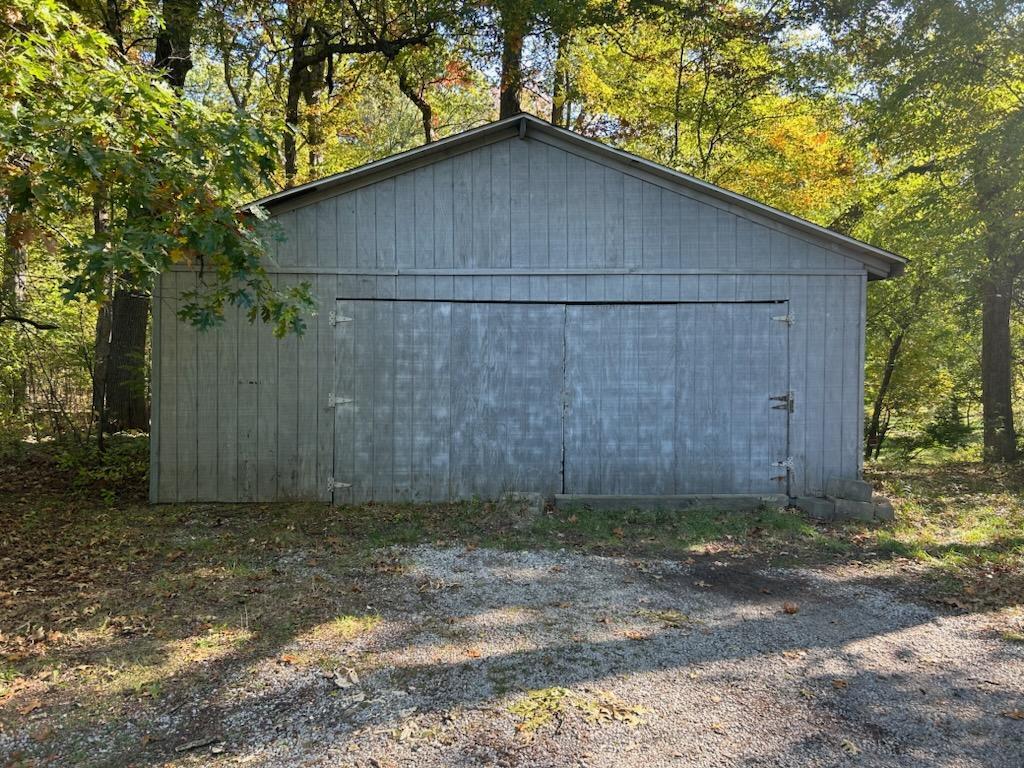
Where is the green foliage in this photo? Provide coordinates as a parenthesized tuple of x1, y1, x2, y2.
(54, 434, 149, 497)
(0, 0, 313, 336)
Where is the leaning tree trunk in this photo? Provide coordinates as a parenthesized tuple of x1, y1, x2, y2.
(865, 331, 904, 460)
(498, 12, 527, 119)
(397, 68, 433, 144)
(980, 272, 1017, 462)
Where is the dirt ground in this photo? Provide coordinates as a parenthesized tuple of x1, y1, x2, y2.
(4, 542, 1024, 767)
(2, 446, 1024, 767)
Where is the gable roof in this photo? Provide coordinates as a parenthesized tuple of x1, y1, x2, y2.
(250, 113, 905, 279)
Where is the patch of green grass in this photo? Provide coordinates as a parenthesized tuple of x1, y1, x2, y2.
(509, 687, 645, 739)
(329, 614, 381, 639)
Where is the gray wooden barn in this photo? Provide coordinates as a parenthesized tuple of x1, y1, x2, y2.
(150, 113, 905, 505)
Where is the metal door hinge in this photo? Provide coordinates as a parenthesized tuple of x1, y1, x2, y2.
(328, 310, 353, 326)
(328, 477, 352, 492)
(771, 313, 795, 326)
(770, 392, 794, 412)
(327, 393, 354, 408)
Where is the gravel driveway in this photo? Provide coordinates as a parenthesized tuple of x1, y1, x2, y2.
(9, 545, 1024, 767)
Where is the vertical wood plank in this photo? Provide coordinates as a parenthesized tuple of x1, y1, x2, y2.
(412, 166, 434, 269)
(471, 148, 491, 268)
(433, 159, 454, 268)
(175, 272, 198, 500)
(566, 153, 587, 268)
(375, 178, 396, 270)
(641, 182, 660, 269)
(157, 273, 177, 502)
(585, 160, 606, 268)
(294, 284, 319, 499)
(547, 144, 567, 268)
(391, 301, 414, 500)
(316, 275, 335, 501)
(332, 295, 354, 504)
(276, 275, 299, 497)
(452, 153, 473, 267)
(371, 300, 395, 498)
(149, 274, 162, 502)
(430, 302, 452, 499)
(491, 141, 511, 268)
(395, 172, 416, 269)
(355, 186, 376, 270)
(410, 301, 432, 499)
(337, 193, 356, 269)
(350, 299, 373, 502)
(215, 307, 238, 501)
(510, 138, 531, 269)
(528, 140, 549, 269)
(256, 276, 279, 500)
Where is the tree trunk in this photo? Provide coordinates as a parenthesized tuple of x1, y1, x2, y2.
(550, 33, 569, 127)
(90, 193, 111, 428)
(2, 204, 28, 414)
(865, 331, 903, 460)
(98, 0, 198, 436)
(397, 68, 433, 143)
(303, 57, 326, 174)
(283, 22, 312, 188)
(499, 13, 527, 119)
(102, 287, 149, 433)
(154, 0, 201, 90)
(980, 273, 1017, 462)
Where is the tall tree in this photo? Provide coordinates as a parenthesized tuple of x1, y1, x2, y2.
(815, 0, 1024, 462)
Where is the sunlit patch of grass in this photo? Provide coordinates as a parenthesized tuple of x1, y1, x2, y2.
(327, 614, 381, 640)
(193, 623, 253, 651)
(509, 686, 645, 740)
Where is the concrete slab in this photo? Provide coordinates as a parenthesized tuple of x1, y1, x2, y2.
(794, 496, 836, 521)
(832, 497, 877, 522)
(825, 476, 873, 503)
(553, 494, 788, 513)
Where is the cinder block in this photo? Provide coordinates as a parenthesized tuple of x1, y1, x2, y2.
(794, 496, 836, 521)
(825, 476, 873, 503)
(832, 497, 876, 522)
(872, 495, 895, 522)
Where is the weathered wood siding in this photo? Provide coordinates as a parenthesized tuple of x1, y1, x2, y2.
(151, 133, 868, 502)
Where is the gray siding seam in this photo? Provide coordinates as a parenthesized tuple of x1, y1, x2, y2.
(166, 266, 867, 277)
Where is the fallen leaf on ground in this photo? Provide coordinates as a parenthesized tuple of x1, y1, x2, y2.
(17, 699, 41, 715)
(278, 653, 299, 665)
(465, 648, 481, 658)
(840, 739, 860, 755)
(783, 602, 800, 615)
(832, 679, 849, 690)
(332, 668, 359, 688)
(1002, 710, 1024, 720)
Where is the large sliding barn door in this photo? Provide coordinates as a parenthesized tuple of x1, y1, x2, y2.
(332, 300, 563, 503)
(563, 302, 790, 496)
(333, 299, 789, 502)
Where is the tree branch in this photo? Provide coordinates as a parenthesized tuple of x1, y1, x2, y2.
(0, 314, 59, 330)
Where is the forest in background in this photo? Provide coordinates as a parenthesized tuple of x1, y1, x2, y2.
(1, 0, 1022, 466)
